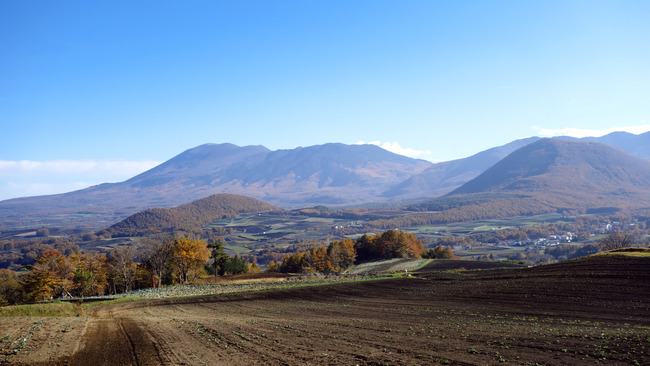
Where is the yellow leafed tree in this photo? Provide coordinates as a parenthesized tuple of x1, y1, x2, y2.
(22, 249, 72, 301)
(171, 238, 210, 283)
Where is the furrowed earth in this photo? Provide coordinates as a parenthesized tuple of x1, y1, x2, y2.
(1, 253, 649, 365)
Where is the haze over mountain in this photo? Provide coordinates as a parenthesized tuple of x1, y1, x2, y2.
(2, 131, 649, 229)
(449, 138, 650, 209)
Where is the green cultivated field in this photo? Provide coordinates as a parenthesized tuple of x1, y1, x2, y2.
(410, 213, 568, 236)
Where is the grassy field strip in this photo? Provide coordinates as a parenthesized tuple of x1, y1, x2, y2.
(595, 248, 650, 257)
(223, 244, 251, 253)
(345, 258, 429, 274)
(411, 213, 567, 234)
(0, 302, 83, 317)
(414, 258, 433, 270)
(86, 276, 392, 301)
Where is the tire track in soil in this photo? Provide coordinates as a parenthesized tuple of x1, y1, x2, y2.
(70, 309, 168, 366)
(69, 309, 135, 366)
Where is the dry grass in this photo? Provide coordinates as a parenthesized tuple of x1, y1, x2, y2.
(0, 301, 84, 317)
(596, 248, 650, 257)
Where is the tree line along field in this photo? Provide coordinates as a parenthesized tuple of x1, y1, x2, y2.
(1, 250, 648, 365)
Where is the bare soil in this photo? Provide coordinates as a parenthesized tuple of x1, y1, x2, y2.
(2, 254, 650, 365)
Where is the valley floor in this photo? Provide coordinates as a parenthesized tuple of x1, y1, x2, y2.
(2, 254, 650, 365)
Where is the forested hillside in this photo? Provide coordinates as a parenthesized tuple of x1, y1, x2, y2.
(99, 194, 281, 237)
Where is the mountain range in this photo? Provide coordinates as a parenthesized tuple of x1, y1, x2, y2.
(1, 131, 649, 228)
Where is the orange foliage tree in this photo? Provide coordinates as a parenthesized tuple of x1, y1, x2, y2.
(68, 252, 108, 298)
(309, 247, 334, 273)
(266, 260, 280, 273)
(355, 230, 425, 262)
(279, 251, 307, 273)
(268, 230, 425, 274)
(22, 249, 72, 301)
(0, 269, 23, 305)
(247, 261, 262, 273)
(427, 244, 459, 259)
(170, 238, 210, 283)
(328, 238, 356, 271)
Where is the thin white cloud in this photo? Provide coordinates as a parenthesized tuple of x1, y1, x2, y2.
(1, 181, 102, 200)
(533, 122, 650, 138)
(0, 159, 161, 201)
(355, 140, 435, 161)
(0, 159, 161, 179)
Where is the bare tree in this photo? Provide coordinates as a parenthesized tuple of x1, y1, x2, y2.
(108, 246, 137, 294)
(142, 237, 173, 288)
(598, 233, 635, 251)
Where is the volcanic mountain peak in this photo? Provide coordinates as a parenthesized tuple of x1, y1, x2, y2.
(125, 143, 270, 188)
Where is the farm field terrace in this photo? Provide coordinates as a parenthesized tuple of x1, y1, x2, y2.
(408, 213, 570, 236)
(205, 212, 578, 253)
(205, 212, 361, 250)
(2, 252, 649, 365)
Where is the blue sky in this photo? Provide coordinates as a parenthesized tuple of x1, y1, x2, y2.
(2, 0, 650, 200)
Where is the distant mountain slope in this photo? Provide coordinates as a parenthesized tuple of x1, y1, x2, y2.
(118, 142, 433, 206)
(0, 143, 434, 228)
(124, 143, 271, 189)
(386, 137, 541, 198)
(449, 138, 650, 209)
(572, 131, 650, 159)
(101, 193, 281, 237)
(2, 132, 649, 230)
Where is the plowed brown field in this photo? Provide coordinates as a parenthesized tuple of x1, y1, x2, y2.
(3, 254, 650, 365)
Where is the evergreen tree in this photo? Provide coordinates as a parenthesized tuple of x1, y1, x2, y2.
(208, 239, 229, 276)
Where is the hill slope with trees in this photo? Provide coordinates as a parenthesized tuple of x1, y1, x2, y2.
(99, 194, 281, 237)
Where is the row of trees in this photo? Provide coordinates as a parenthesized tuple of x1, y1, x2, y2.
(267, 239, 357, 273)
(0, 236, 257, 305)
(267, 230, 456, 274)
